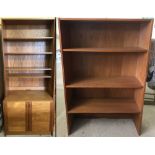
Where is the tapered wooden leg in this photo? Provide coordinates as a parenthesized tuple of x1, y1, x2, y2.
(134, 113, 142, 135)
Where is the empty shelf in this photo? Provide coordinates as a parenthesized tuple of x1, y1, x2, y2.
(5, 67, 52, 71)
(68, 98, 140, 114)
(8, 73, 51, 78)
(66, 76, 143, 88)
(5, 90, 52, 101)
(4, 37, 54, 41)
(63, 47, 147, 53)
(5, 52, 52, 55)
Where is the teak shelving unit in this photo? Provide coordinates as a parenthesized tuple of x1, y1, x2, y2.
(2, 18, 56, 135)
(59, 18, 153, 135)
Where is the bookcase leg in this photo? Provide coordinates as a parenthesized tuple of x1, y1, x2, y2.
(67, 114, 73, 135)
(134, 113, 142, 136)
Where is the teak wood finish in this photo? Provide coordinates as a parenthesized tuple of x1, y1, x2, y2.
(58, 18, 154, 135)
(2, 18, 56, 135)
(0, 22, 4, 131)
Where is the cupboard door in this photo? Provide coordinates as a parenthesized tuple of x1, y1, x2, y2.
(5, 101, 27, 133)
(31, 101, 52, 134)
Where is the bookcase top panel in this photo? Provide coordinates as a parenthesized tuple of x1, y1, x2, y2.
(2, 18, 55, 21)
(2, 18, 55, 25)
(59, 18, 153, 22)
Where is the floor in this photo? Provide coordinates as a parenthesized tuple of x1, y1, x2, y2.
(56, 58, 155, 137)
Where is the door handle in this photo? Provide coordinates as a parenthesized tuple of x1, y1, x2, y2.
(26, 102, 32, 132)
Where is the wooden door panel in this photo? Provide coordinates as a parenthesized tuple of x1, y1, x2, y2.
(31, 101, 51, 134)
(6, 101, 26, 133)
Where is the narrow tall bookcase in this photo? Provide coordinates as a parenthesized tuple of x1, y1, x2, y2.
(2, 18, 56, 135)
(59, 18, 153, 135)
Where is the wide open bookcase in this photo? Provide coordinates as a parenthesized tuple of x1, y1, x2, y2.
(2, 18, 56, 135)
(59, 18, 153, 135)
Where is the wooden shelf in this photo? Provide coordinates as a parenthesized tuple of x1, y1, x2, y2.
(5, 90, 52, 101)
(66, 76, 143, 88)
(8, 73, 51, 78)
(5, 67, 52, 71)
(5, 52, 52, 55)
(68, 98, 140, 114)
(4, 37, 54, 41)
(63, 47, 147, 53)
